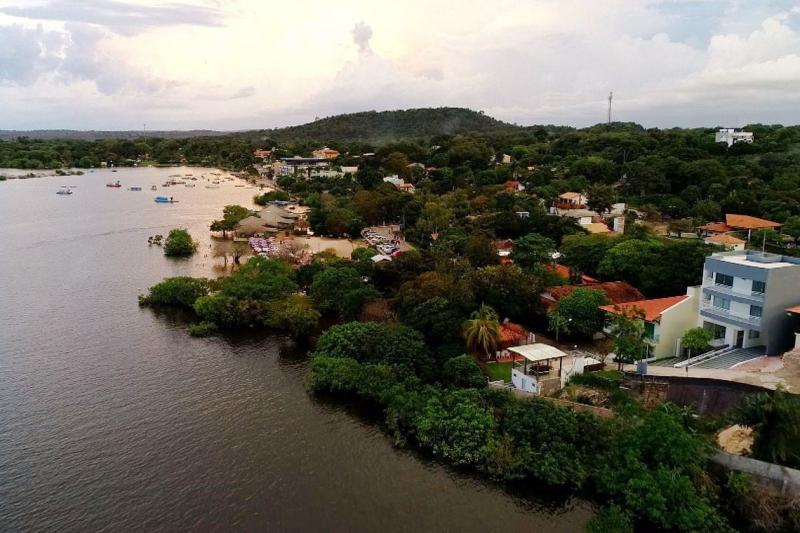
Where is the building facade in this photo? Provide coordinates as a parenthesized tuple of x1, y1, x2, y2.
(699, 251, 800, 355)
(715, 128, 754, 147)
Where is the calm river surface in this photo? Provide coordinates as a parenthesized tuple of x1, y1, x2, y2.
(0, 167, 591, 532)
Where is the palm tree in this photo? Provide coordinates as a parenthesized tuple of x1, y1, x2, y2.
(463, 304, 500, 361)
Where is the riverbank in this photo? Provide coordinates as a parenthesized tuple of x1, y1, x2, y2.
(0, 164, 594, 532)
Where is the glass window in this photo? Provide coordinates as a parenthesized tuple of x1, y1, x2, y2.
(752, 280, 766, 294)
(703, 321, 726, 340)
(713, 295, 730, 310)
(748, 330, 760, 339)
(644, 322, 656, 339)
(715, 273, 733, 287)
(750, 305, 763, 318)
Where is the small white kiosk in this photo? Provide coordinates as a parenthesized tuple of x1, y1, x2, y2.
(509, 343, 568, 395)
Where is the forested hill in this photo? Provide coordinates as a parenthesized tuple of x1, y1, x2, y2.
(260, 108, 518, 143)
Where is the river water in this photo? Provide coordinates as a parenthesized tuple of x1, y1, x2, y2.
(0, 167, 591, 531)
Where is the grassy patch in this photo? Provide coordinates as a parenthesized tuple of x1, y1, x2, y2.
(484, 362, 512, 382)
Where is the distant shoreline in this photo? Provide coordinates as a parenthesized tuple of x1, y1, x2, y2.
(0, 164, 236, 182)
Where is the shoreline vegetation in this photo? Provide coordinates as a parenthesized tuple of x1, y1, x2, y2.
(138, 249, 786, 532)
(82, 107, 800, 530)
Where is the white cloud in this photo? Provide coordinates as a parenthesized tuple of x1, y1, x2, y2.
(0, 0, 799, 129)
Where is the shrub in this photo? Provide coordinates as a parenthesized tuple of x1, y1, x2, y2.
(441, 355, 485, 389)
(189, 321, 218, 337)
(313, 321, 432, 379)
(415, 389, 498, 466)
(569, 371, 622, 390)
(138, 276, 210, 308)
(267, 294, 320, 337)
(163, 228, 197, 257)
(586, 506, 633, 533)
(193, 294, 270, 328)
(254, 189, 290, 205)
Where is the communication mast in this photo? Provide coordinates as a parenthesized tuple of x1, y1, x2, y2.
(607, 92, 613, 124)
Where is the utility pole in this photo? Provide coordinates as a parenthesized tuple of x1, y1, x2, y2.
(607, 92, 613, 124)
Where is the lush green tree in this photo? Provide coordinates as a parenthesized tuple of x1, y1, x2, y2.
(681, 327, 713, 359)
(313, 321, 432, 378)
(218, 257, 297, 301)
(464, 234, 498, 267)
(560, 233, 618, 277)
(738, 388, 800, 468)
(470, 265, 542, 322)
(511, 233, 555, 271)
(606, 308, 647, 369)
(267, 294, 321, 337)
(210, 205, 251, 237)
(163, 228, 197, 257)
(462, 304, 500, 359)
(138, 277, 211, 308)
(587, 183, 616, 214)
(782, 215, 800, 245)
(310, 266, 377, 318)
(403, 297, 465, 346)
(416, 389, 497, 465)
(441, 355, 485, 389)
(548, 288, 610, 339)
(595, 406, 727, 531)
(253, 190, 290, 205)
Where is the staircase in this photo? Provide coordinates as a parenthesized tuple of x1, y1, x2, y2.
(693, 347, 766, 369)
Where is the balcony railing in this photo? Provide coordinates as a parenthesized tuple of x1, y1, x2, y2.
(701, 301, 762, 325)
(703, 282, 765, 300)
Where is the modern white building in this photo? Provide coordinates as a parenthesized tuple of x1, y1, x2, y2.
(699, 251, 800, 355)
(715, 128, 754, 147)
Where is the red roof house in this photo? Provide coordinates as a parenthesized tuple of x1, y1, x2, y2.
(541, 281, 645, 309)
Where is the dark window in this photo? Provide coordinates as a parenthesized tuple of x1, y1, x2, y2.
(703, 321, 726, 340)
(715, 273, 733, 287)
(750, 305, 763, 318)
(752, 280, 766, 294)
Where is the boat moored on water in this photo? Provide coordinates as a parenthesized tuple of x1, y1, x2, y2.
(106, 180, 121, 188)
(129, 186, 142, 191)
(56, 187, 73, 195)
(151, 185, 158, 190)
(154, 196, 178, 203)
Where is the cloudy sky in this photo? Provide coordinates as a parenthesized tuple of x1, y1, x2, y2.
(1, 0, 799, 130)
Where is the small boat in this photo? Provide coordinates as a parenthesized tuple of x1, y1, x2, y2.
(106, 180, 121, 188)
(185, 183, 195, 187)
(234, 184, 244, 187)
(205, 184, 220, 189)
(151, 185, 157, 191)
(129, 186, 142, 191)
(162, 183, 170, 187)
(56, 188, 73, 195)
(154, 196, 178, 203)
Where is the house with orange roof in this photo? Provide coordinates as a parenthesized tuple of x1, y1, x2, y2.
(312, 147, 340, 160)
(541, 281, 645, 310)
(698, 214, 781, 241)
(704, 233, 746, 251)
(545, 263, 599, 285)
(599, 288, 700, 358)
(503, 180, 525, 192)
(555, 191, 587, 210)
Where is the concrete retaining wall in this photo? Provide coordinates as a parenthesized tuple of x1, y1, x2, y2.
(623, 373, 769, 415)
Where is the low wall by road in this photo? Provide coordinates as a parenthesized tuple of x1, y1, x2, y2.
(711, 452, 800, 496)
(488, 382, 614, 418)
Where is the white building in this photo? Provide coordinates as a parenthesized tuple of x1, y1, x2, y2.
(715, 128, 754, 147)
(699, 251, 800, 355)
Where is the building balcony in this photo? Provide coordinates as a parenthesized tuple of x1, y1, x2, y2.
(700, 301, 762, 327)
(702, 282, 764, 302)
